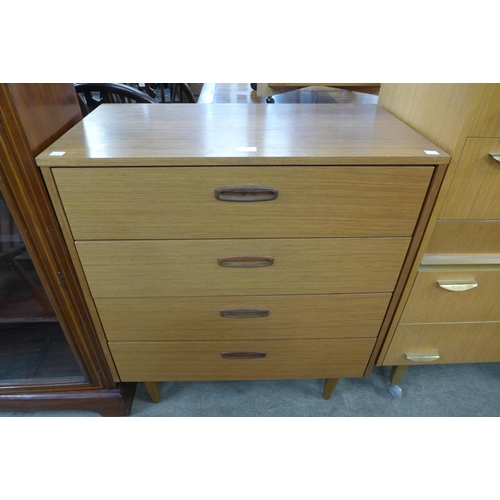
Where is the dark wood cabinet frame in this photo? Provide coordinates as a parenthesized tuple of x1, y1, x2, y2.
(0, 84, 135, 416)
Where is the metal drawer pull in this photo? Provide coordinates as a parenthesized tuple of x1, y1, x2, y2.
(220, 308, 270, 318)
(437, 279, 478, 291)
(406, 352, 440, 363)
(215, 186, 278, 202)
(221, 351, 267, 359)
(218, 256, 274, 268)
(489, 153, 500, 163)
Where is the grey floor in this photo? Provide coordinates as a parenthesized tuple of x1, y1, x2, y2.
(2, 362, 500, 417)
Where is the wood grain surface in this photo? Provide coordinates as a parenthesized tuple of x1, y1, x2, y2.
(400, 267, 500, 323)
(6, 83, 82, 157)
(109, 338, 377, 381)
(96, 293, 392, 342)
(439, 138, 500, 219)
(382, 322, 500, 365)
(35, 104, 449, 167)
(76, 238, 411, 298)
(427, 221, 500, 254)
(467, 84, 500, 137)
(53, 166, 433, 240)
(378, 84, 477, 155)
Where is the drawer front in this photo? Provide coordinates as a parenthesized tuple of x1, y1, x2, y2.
(440, 138, 500, 220)
(400, 267, 500, 324)
(76, 238, 410, 298)
(427, 221, 500, 254)
(109, 339, 377, 381)
(96, 293, 391, 342)
(383, 323, 500, 365)
(467, 84, 500, 137)
(52, 166, 433, 239)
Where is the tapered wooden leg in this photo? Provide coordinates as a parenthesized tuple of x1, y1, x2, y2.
(389, 365, 409, 385)
(322, 378, 339, 400)
(144, 382, 161, 403)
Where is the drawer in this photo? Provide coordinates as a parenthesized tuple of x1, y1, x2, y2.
(76, 237, 410, 298)
(109, 339, 377, 381)
(427, 221, 500, 254)
(467, 84, 500, 137)
(52, 166, 433, 239)
(440, 138, 500, 219)
(400, 267, 500, 324)
(383, 323, 500, 365)
(96, 293, 391, 341)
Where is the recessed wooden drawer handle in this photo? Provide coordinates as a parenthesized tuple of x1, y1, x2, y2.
(489, 153, 500, 163)
(437, 279, 478, 291)
(221, 351, 267, 359)
(218, 256, 274, 268)
(406, 352, 440, 363)
(220, 308, 270, 318)
(214, 186, 278, 202)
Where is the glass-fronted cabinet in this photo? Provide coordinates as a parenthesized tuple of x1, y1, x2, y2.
(0, 83, 134, 415)
(0, 190, 84, 384)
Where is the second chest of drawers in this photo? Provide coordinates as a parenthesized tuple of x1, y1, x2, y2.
(378, 84, 500, 383)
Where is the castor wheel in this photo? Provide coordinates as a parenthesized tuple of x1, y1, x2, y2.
(250, 83, 257, 91)
(266, 97, 275, 103)
(387, 384, 403, 399)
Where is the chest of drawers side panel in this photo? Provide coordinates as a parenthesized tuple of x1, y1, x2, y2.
(39, 167, 121, 381)
(369, 161, 448, 366)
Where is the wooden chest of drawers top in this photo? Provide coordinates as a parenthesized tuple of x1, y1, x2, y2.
(35, 103, 449, 167)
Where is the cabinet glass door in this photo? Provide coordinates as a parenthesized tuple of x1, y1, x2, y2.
(0, 191, 84, 384)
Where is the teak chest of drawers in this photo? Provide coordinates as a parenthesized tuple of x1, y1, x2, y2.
(36, 103, 449, 402)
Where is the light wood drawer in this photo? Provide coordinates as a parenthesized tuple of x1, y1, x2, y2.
(440, 138, 500, 219)
(109, 339, 376, 381)
(383, 323, 500, 365)
(467, 84, 500, 137)
(96, 293, 391, 342)
(400, 267, 500, 324)
(427, 221, 500, 254)
(76, 238, 410, 298)
(52, 166, 433, 239)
